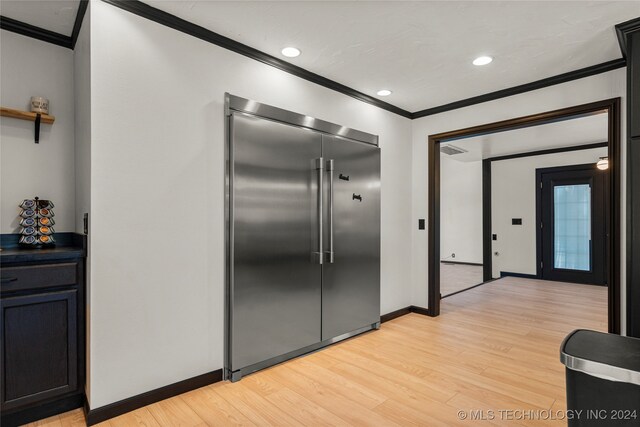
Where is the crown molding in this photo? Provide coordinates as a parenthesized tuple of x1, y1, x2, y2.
(71, 0, 89, 50)
(615, 16, 640, 58)
(101, 0, 413, 119)
(0, 15, 72, 49)
(411, 59, 626, 118)
(1, 1, 631, 121)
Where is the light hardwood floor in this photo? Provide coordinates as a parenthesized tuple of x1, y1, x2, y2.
(27, 277, 607, 426)
(440, 262, 484, 296)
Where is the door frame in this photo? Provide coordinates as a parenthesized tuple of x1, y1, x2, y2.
(427, 98, 621, 334)
(482, 143, 608, 281)
(535, 163, 609, 285)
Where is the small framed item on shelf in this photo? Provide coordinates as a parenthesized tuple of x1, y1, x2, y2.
(19, 197, 55, 246)
(30, 96, 50, 114)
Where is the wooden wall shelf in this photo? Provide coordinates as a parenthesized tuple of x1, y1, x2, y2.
(0, 107, 55, 124)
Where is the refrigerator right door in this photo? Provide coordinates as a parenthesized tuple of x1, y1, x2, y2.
(322, 135, 381, 340)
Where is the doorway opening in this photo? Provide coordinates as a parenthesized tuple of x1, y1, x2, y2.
(427, 98, 621, 333)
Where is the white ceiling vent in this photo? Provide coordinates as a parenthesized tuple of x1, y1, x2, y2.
(440, 145, 467, 156)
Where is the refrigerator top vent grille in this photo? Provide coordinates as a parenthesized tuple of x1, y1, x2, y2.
(440, 145, 467, 156)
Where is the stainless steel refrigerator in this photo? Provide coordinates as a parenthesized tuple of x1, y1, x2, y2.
(225, 94, 381, 381)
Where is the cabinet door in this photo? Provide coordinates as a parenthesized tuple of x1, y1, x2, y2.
(1, 289, 77, 410)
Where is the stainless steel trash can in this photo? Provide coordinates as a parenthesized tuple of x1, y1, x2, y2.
(560, 329, 640, 426)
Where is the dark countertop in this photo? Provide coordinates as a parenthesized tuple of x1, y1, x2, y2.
(1, 246, 85, 264)
(1, 233, 86, 264)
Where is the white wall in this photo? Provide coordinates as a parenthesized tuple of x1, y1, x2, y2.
(440, 156, 483, 264)
(87, 1, 413, 408)
(74, 10, 91, 236)
(0, 31, 75, 233)
(491, 147, 608, 277)
(411, 68, 626, 327)
(73, 8, 91, 400)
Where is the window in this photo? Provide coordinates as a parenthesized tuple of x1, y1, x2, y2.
(553, 184, 591, 271)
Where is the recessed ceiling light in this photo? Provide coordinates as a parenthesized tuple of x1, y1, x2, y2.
(281, 47, 301, 58)
(377, 89, 392, 96)
(472, 56, 493, 66)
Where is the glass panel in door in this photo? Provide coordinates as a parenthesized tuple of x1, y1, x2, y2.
(553, 184, 591, 271)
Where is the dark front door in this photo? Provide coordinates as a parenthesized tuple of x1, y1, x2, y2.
(538, 164, 607, 285)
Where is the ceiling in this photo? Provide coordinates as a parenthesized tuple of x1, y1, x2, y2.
(440, 112, 608, 162)
(0, 1, 637, 112)
(0, 1, 80, 36)
(142, 1, 638, 111)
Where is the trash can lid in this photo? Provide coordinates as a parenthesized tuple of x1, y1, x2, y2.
(560, 329, 640, 386)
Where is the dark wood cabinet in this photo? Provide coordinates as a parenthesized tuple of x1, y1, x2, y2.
(0, 242, 85, 427)
(1, 289, 78, 409)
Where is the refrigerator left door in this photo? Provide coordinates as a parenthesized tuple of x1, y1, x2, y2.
(229, 113, 322, 377)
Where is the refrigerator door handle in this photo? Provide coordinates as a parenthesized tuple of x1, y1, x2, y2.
(314, 157, 325, 264)
(326, 159, 335, 263)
